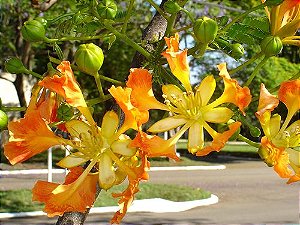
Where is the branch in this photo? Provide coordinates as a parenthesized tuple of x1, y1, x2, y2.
(131, 0, 169, 68)
(31, 0, 58, 11)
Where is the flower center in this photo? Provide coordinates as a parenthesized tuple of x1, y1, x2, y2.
(163, 90, 203, 121)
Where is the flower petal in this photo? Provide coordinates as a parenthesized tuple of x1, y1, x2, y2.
(203, 107, 233, 123)
(131, 131, 180, 161)
(111, 139, 137, 157)
(196, 121, 241, 156)
(215, 63, 252, 115)
(188, 122, 204, 154)
(126, 68, 167, 111)
(101, 111, 119, 139)
(162, 33, 192, 92)
(109, 85, 149, 133)
(162, 84, 187, 108)
(256, 83, 279, 117)
(32, 166, 98, 217)
(148, 116, 187, 133)
(99, 152, 116, 190)
(278, 79, 300, 116)
(57, 152, 89, 168)
(196, 75, 216, 106)
(4, 110, 63, 165)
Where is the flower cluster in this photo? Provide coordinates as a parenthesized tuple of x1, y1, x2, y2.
(256, 79, 300, 183)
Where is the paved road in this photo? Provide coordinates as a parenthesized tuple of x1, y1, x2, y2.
(1, 157, 299, 224)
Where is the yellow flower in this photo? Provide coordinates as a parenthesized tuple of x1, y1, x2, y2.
(256, 80, 300, 183)
(263, 0, 300, 45)
(147, 34, 251, 155)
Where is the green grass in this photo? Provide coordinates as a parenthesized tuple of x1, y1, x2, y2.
(0, 183, 211, 213)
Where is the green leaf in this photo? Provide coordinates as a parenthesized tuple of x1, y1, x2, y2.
(53, 43, 64, 60)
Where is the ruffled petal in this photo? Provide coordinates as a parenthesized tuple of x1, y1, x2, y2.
(4, 110, 63, 165)
(109, 86, 149, 133)
(32, 166, 98, 217)
(39, 61, 87, 108)
(130, 131, 180, 161)
(196, 121, 241, 156)
(213, 63, 252, 115)
(162, 34, 192, 92)
(126, 68, 167, 111)
(278, 79, 300, 116)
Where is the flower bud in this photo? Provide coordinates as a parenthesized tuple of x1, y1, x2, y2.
(193, 17, 218, 44)
(97, 0, 118, 19)
(57, 104, 74, 121)
(230, 43, 244, 60)
(21, 20, 46, 42)
(260, 36, 283, 57)
(5, 57, 28, 74)
(34, 17, 48, 27)
(164, 0, 182, 14)
(0, 110, 8, 130)
(74, 43, 104, 76)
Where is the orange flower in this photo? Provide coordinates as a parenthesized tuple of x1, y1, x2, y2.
(131, 131, 180, 161)
(32, 166, 98, 216)
(256, 80, 300, 183)
(161, 33, 192, 92)
(263, 0, 300, 45)
(108, 68, 165, 134)
(39, 61, 94, 125)
(4, 109, 63, 165)
(147, 36, 251, 156)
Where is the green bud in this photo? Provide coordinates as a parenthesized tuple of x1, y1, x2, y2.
(0, 110, 8, 130)
(57, 104, 74, 121)
(230, 43, 244, 60)
(74, 43, 104, 76)
(34, 17, 48, 27)
(21, 20, 46, 42)
(164, 0, 182, 14)
(193, 17, 218, 44)
(97, 0, 118, 19)
(260, 36, 283, 57)
(5, 57, 28, 74)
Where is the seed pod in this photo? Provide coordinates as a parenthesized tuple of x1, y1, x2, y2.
(21, 20, 46, 42)
(97, 0, 118, 19)
(5, 57, 28, 74)
(260, 36, 283, 57)
(193, 17, 218, 44)
(74, 43, 104, 76)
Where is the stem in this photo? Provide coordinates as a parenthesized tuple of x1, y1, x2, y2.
(25, 69, 43, 79)
(45, 35, 103, 43)
(93, 72, 105, 99)
(245, 56, 269, 87)
(102, 21, 151, 59)
(2, 106, 27, 112)
(146, 0, 168, 19)
(237, 134, 260, 149)
(49, 57, 124, 85)
(219, 3, 266, 36)
(229, 52, 264, 75)
(173, 24, 193, 33)
(86, 95, 112, 106)
(182, 8, 195, 23)
(121, 0, 135, 33)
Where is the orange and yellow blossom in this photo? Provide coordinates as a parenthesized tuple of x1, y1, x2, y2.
(256, 80, 300, 183)
(262, 0, 300, 45)
(146, 34, 251, 156)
